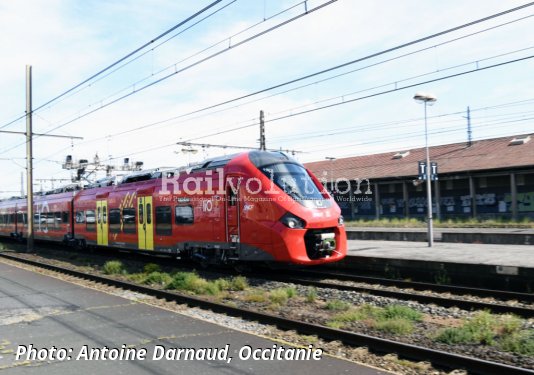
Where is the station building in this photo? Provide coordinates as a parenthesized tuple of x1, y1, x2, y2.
(305, 134, 534, 221)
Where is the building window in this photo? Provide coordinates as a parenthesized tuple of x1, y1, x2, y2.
(446, 179, 454, 190)
(123, 208, 136, 234)
(175, 205, 194, 225)
(388, 184, 395, 193)
(517, 174, 525, 186)
(478, 177, 487, 189)
(156, 206, 172, 235)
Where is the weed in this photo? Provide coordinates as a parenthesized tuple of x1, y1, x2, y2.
(229, 276, 249, 291)
(244, 290, 268, 303)
(269, 288, 289, 305)
(285, 287, 297, 298)
(379, 305, 422, 322)
(143, 263, 161, 274)
(374, 318, 414, 335)
(325, 300, 351, 311)
(435, 327, 474, 344)
(102, 260, 124, 275)
(166, 272, 210, 294)
(306, 288, 317, 303)
(500, 331, 534, 355)
(434, 311, 526, 347)
(143, 272, 172, 286)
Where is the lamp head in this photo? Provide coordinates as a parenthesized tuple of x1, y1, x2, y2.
(413, 92, 437, 105)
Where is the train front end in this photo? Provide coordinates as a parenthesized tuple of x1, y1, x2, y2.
(243, 151, 347, 265)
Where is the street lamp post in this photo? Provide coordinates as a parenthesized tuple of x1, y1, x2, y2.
(414, 92, 437, 247)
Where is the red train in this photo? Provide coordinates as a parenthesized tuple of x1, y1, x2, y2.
(0, 151, 346, 265)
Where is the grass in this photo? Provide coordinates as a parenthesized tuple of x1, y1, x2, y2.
(244, 290, 268, 303)
(325, 299, 351, 311)
(345, 217, 534, 229)
(326, 304, 422, 334)
(306, 288, 317, 303)
(434, 311, 534, 355)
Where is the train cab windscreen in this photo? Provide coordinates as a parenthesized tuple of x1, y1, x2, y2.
(249, 151, 331, 208)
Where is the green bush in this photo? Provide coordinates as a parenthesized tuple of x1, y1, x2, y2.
(143, 271, 172, 286)
(229, 276, 249, 291)
(434, 312, 527, 347)
(435, 327, 474, 344)
(103, 260, 124, 275)
(143, 263, 161, 274)
(166, 272, 209, 294)
(500, 331, 534, 355)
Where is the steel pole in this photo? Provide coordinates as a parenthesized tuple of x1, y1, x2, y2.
(424, 102, 433, 247)
(26, 65, 34, 252)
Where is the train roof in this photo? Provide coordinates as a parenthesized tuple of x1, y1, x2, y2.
(0, 151, 298, 202)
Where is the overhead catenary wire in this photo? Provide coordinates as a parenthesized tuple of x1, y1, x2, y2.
(37, 1, 338, 135)
(70, 9, 534, 145)
(27, 14, 534, 160)
(1, 3, 534, 194)
(0, 0, 230, 132)
(0, 0, 338, 156)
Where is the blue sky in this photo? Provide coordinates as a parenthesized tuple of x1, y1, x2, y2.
(0, 0, 533, 197)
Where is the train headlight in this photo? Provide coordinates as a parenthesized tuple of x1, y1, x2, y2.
(280, 212, 305, 229)
(338, 215, 344, 226)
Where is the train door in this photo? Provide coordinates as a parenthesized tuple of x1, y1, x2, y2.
(137, 196, 154, 250)
(225, 177, 240, 244)
(96, 200, 108, 246)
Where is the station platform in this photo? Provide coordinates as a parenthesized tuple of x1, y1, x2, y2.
(345, 226, 534, 245)
(0, 260, 384, 375)
(324, 240, 534, 292)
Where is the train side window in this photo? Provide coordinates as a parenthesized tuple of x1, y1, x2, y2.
(123, 208, 136, 233)
(75, 211, 86, 224)
(175, 205, 193, 225)
(109, 209, 121, 233)
(10, 213, 16, 224)
(146, 203, 151, 225)
(54, 212, 61, 229)
(17, 213, 23, 225)
(62, 212, 69, 224)
(86, 210, 96, 232)
(155, 206, 172, 235)
(0, 215, 4, 225)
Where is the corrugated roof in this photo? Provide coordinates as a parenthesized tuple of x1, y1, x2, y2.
(305, 134, 534, 180)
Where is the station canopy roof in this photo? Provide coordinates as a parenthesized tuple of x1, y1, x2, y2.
(304, 133, 534, 181)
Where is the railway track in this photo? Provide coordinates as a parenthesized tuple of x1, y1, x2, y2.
(298, 269, 534, 303)
(2, 240, 532, 318)
(1, 251, 532, 375)
(261, 270, 534, 318)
